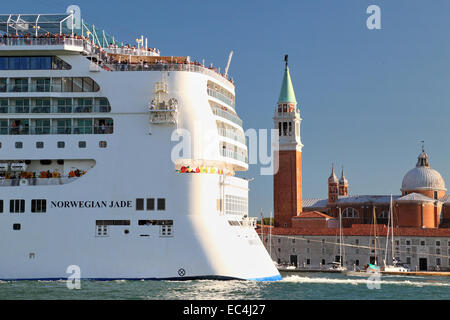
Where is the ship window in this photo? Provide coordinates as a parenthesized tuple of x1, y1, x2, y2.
(57, 141, 65, 148)
(57, 160, 64, 165)
(0, 142, 2, 148)
(99, 141, 107, 148)
(36, 142, 44, 149)
(160, 225, 173, 237)
(62, 78, 73, 92)
(0, 79, 6, 92)
(31, 199, 47, 213)
(0, 56, 68, 70)
(78, 141, 86, 148)
(96, 225, 108, 237)
(0, 58, 7, 70)
(136, 198, 144, 211)
(13, 223, 21, 230)
(40, 160, 52, 165)
(75, 119, 93, 134)
(72, 78, 83, 92)
(15, 142, 23, 149)
(10, 199, 25, 213)
(0, 200, 3, 212)
(147, 198, 155, 211)
(157, 198, 165, 211)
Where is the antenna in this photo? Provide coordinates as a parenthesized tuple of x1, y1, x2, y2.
(224, 51, 234, 77)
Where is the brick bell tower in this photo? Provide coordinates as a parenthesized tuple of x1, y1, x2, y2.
(273, 55, 303, 228)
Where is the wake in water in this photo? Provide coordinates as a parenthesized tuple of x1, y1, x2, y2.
(281, 275, 450, 288)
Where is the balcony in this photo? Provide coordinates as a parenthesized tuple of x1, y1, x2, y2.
(211, 105, 242, 127)
(220, 148, 248, 163)
(218, 128, 246, 145)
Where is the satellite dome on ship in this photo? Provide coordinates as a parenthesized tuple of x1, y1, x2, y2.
(401, 149, 446, 192)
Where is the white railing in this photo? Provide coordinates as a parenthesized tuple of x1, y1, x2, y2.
(211, 105, 242, 127)
(218, 128, 246, 144)
(220, 149, 248, 163)
(0, 37, 92, 52)
(104, 47, 159, 57)
(104, 63, 234, 86)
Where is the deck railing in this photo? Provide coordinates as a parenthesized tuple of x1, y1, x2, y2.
(211, 105, 242, 127)
(104, 63, 234, 86)
(220, 148, 248, 163)
(0, 37, 92, 52)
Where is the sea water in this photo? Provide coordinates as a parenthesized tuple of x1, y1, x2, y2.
(0, 272, 449, 300)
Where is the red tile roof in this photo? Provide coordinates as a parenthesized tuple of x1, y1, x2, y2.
(256, 224, 450, 237)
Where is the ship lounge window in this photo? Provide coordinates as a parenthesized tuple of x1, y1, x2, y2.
(36, 142, 44, 149)
(138, 220, 173, 226)
(13, 223, 21, 231)
(78, 141, 86, 148)
(10, 199, 25, 213)
(0, 56, 70, 70)
(157, 198, 165, 211)
(31, 199, 47, 213)
(15, 142, 23, 149)
(147, 198, 155, 211)
(57, 141, 65, 148)
(51, 77, 99, 93)
(136, 198, 144, 211)
(95, 220, 130, 226)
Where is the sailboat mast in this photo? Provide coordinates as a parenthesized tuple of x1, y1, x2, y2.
(260, 208, 264, 250)
(339, 207, 343, 266)
(269, 211, 273, 258)
(384, 199, 391, 266)
(391, 195, 395, 261)
(373, 206, 377, 265)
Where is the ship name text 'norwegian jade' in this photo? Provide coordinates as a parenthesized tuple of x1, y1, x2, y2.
(0, 5, 281, 281)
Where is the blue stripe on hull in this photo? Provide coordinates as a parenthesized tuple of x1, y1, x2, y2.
(246, 274, 283, 281)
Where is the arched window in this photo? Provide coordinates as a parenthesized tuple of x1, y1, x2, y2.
(378, 211, 389, 219)
(342, 207, 359, 218)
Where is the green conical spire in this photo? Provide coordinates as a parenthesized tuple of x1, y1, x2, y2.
(278, 55, 297, 104)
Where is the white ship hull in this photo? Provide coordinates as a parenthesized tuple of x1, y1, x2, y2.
(0, 19, 281, 281)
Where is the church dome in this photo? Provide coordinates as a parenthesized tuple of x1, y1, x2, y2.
(401, 150, 446, 192)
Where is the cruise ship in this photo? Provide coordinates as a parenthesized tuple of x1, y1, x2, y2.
(0, 6, 281, 281)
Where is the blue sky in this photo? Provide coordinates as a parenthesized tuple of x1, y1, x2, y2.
(5, 0, 450, 217)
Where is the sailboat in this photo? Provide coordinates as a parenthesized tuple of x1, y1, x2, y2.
(329, 208, 347, 271)
(383, 196, 410, 272)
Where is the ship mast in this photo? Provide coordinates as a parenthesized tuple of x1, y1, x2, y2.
(373, 206, 377, 265)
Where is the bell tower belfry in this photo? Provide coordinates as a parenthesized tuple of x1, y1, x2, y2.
(273, 55, 304, 228)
